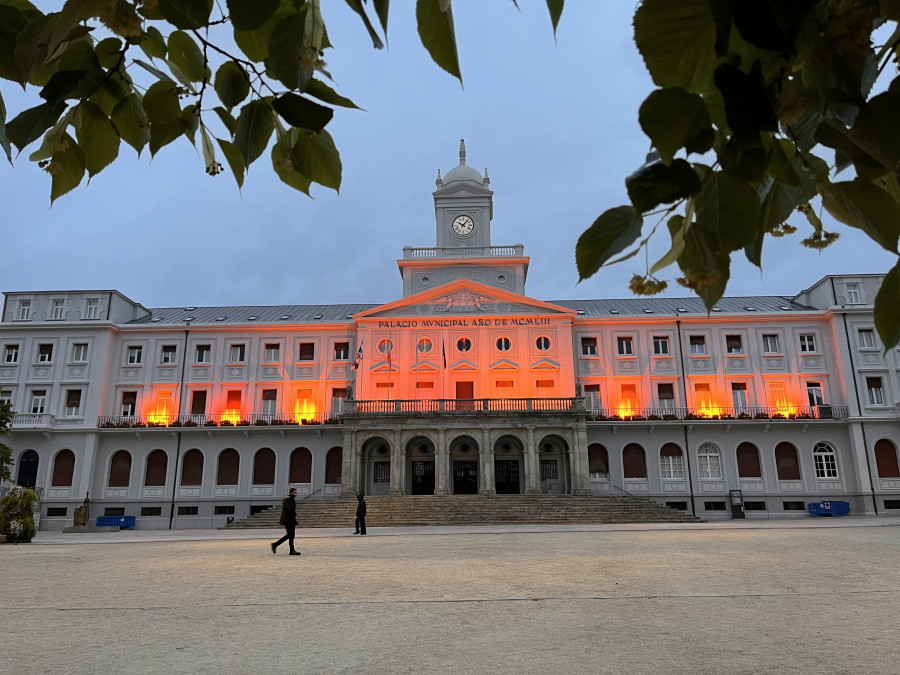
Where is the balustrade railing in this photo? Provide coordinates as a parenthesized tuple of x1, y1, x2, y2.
(583, 405, 848, 421)
(402, 244, 525, 259)
(11, 413, 53, 427)
(97, 412, 341, 429)
(346, 397, 578, 414)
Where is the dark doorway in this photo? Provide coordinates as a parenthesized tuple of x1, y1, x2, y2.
(16, 450, 39, 489)
(495, 460, 520, 494)
(455, 381, 475, 410)
(411, 461, 435, 495)
(453, 460, 478, 494)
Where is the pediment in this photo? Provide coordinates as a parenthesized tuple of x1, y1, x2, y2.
(411, 361, 440, 372)
(448, 359, 478, 372)
(490, 358, 519, 371)
(370, 361, 399, 373)
(530, 358, 560, 370)
(434, 183, 492, 197)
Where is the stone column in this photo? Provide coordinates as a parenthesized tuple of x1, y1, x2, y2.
(340, 428, 357, 497)
(848, 421, 876, 515)
(389, 428, 402, 496)
(77, 432, 98, 501)
(480, 427, 495, 494)
(571, 421, 592, 495)
(524, 425, 540, 494)
(435, 427, 449, 495)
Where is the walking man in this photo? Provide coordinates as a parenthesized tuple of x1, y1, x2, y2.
(354, 493, 367, 535)
(271, 488, 300, 555)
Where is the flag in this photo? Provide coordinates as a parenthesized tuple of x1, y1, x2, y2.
(352, 340, 363, 370)
(442, 338, 447, 368)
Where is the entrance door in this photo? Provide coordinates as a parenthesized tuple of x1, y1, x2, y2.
(16, 450, 39, 489)
(456, 381, 474, 411)
(411, 461, 435, 495)
(453, 460, 478, 494)
(495, 459, 521, 494)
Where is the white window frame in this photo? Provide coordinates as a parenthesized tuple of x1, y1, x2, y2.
(334, 342, 350, 360)
(160, 345, 177, 364)
(689, 335, 706, 355)
(261, 389, 278, 416)
(229, 344, 246, 363)
(121, 391, 137, 417)
(660, 452, 685, 480)
(652, 336, 670, 355)
(725, 334, 744, 354)
(581, 337, 597, 356)
(845, 283, 861, 304)
(762, 334, 780, 354)
(126, 346, 142, 365)
(806, 381, 824, 407)
(731, 383, 748, 410)
(18, 300, 31, 321)
(52, 300, 65, 320)
(37, 344, 53, 363)
(657, 383, 675, 410)
(64, 389, 82, 417)
(86, 299, 100, 319)
(616, 336, 634, 356)
(0, 388, 12, 406)
(697, 443, 722, 479)
(30, 389, 47, 414)
(4, 344, 19, 363)
(858, 329, 875, 349)
(263, 343, 280, 362)
(867, 377, 885, 406)
(72, 343, 88, 363)
(799, 333, 817, 353)
(813, 442, 839, 479)
(195, 345, 211, 364)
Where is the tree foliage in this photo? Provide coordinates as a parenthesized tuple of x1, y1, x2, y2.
(0, 401, 13, 483)
(575, 0, 900, 349)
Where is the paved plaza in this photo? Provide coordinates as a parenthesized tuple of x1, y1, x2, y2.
(3, 518, 900, 674)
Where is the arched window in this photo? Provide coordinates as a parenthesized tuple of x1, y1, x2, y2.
(51, 450, 75, 487)
(253, 448, 276, 485)
(588, 444, 609, 479)
(660, 443, 684, 479)
(290, 447, 312, 483)
(181, 449, 204, 486)
(813, 442, 838, 479)
(697, 443, 722, 479)
(623, 443, 646, 479)
(775, 442, 801, 480)
(874, 439, 900, 478)
(736, 442, 762, 478)
(216, 448, 240, 485)
(16, 450, 39, 489)
(144, 450, 168, 486)
(325, 446, 342, 484)
(108, 450, 132, 487)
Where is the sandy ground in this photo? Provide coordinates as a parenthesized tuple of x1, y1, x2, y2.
(2, 523, 899, 674)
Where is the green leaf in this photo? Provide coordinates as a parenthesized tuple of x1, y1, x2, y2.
(168, 30, 209, 83)
(164, 59, 198, 92)
(820, 181, 900, 254)
(272, 135, 311, 195)
(545, 0, 564, 37)
(305, 78, 362, 109)
(214, 61, 250, 111)
(694, 170, 760, 252)
(48, 132, 85, 205)
(650, 213, 689, 275)
(180, 103, 199, 144)
(89, 76, 127, 116)
(213, 106, 237, 137)
(158, 0, 212, 30)
(0, 4, 28, 83)
(344, 0, 385, 49)
(576, 205, 644, 280)
(416, 0, 461, 82)
(199, 125, 216, 173)
(373, 0, 390, 36)
(267, 11, 305, 90)
(140, 26, 167, 60)
(39, 69, 87, 108)
(293, 128, 341, 191)
(672, 211, 731, 309)
(625, 159, 701, 213)
(216, 136, 244, 188)
(6, 101, 65, 152)
(143, 80, 180, 125)
(874, 260, 900, 351)
(634, 0, 717, 94)
(111, 94, 149, 155)
(95, 37, 123, 69)
(149, 118, 185, 156)
(74, 100, 119, 177)
(133, 58, 175, 83)
(272, 93, 333, 132)
(0, 89, 11, 164)
(639, 88, 713, 164)
(234, 99, 274, 167)
(227, 0, 280, 31)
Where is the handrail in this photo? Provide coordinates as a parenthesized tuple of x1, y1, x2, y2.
(611, 484, 636, 498)
(300, 488, 322, 501)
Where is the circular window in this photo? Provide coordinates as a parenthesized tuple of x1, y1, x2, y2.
(417, 338, 433, 353)
(496, 337, 511, 351)
(377, 339, 393, 354)
(497, 274, 507, 284)
(420, 276, 430, 285)
(536, 336, 551, 351)
(457, 337, 472, 352)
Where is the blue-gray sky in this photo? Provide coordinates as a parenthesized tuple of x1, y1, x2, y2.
(2, 3, 895, 309)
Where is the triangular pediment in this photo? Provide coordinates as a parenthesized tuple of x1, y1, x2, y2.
(369, 360, 399, 373)
(354, 279, 576, 321)
(490, 358, 519, 371)
(448, 359, 478, 371)
(530, 358, 560, 370)
(433, 183, 493, 198)
(411, 361, 440, 372)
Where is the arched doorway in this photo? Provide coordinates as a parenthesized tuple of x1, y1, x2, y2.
(407, 436, 435, 495)
(537, 435, 570, 494)
(16, 450, 39, 489)
(449, 435, 479, 494)
(361, 437, 391, 496)
(493, 435, 524, 494)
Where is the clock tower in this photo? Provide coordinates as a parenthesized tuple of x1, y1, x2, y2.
(398, 140, 530, 296)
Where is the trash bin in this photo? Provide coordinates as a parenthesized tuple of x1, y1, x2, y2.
(807, 501, 850, 517)
(729, 489, 745, 519)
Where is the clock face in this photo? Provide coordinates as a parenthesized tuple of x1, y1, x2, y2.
(452, 215, 475, 236)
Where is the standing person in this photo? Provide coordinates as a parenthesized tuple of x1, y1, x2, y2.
(271, 488, 300, 555)
(354, 493, 367, 535)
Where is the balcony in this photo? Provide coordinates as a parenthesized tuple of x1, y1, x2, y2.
(346, 397, 580, 415)
(402, 244, 525, 259)
(584, 405, 849, 422)
(11, 413, 54, 428)
(97, 412, 341, 429)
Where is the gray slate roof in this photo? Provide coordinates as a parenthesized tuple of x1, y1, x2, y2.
(547, 295, 815, 317)
(129, 304, 379, 326)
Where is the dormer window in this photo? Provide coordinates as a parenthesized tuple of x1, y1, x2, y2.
(17, 300, 31, 321)
(86, 299, 99, 320)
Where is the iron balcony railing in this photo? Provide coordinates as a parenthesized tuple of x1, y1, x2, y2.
(97, 412, 342, 429)
(345, 397, 580, 414)
(584, 404, 849, 422)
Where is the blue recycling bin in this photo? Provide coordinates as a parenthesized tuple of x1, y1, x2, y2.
(96, 515, 137, 529)
(807, 501, 850, 517)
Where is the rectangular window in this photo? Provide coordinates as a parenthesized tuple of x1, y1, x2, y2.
(126, 346, 142, 365)
(657, 383, 675, 410)
(214, 505, 235, 515)
(141, 507, 163, 517)
(535, 380, 555, 388)
(65, 389, 82, 417)
(262, 389, 277, 415)
(72, 343, 88, 362)
(195, 344, 211, 363)
(415, 381, 434, 389)
(495, 381, 514, 388)
(190, 390, 207, 416)
(160, 345, 177, 364)
(229, 344, 246, 363)
(298, 342, 315, 361)
(52, 300, 65, 320)
(373, 461, 390, 483)
(660, 453, 684, 480)
(725, 334, 743, 354)
(331, 388, 348, 415)
(104, 507, 125, 517)
(814, 451, 838, 479)
(334, 342, 349, 360)
(226, 390, 242, 409)
(38, 344, 53, 362)
(744, 501, 767, 511)
(689, 335, 706, 355)
(704, 501, 727, 511)
(18, 300, 31, 321)
(47, 507, 68, 517)
(0, 389, 12, 406)
(620, 384, 638, 412)
(121, 391, 137, 417)
(652, 336, 669, 355)
(584, 384, 601, 410)
(731, 382, 748, 410)
(177, 506, 199, 516)
(4, 344, 19, 363)
(768, 382, 788, 410)
(86, 299, 99, 319)
(264, 343, 280, 362)
(540, 459, 559, 480)
(858, 329, 875, 349)
(762, 334, 780, 354)
(806, 381, 824, 407)
(694, 383, 712, 410)
(581, 337, 597, 356)
(799, 333, 817, 352)
(845, 283, 861, 304)
(616, 337, 633, 356)
(866, 377, 885, 406)
(30, 389, 47, 414)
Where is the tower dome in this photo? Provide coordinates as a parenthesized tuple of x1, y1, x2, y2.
(441, 139, 487, 184)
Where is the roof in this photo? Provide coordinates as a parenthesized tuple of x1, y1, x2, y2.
(547, 295, 817, 317)
(128, 304, 379, 326)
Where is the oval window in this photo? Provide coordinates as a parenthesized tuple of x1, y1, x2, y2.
(536, 336, 551, 351)
(457, 337, 472, 352)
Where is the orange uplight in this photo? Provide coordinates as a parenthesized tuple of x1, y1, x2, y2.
(293, 397, 316, 423)
(616, 401, 638, 417)
(146, 394, 174, 425)
(222, 408, 241, 424)
(696, 402, 726, 417)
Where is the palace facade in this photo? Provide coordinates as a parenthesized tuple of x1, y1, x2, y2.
(2, 143, 900, 529)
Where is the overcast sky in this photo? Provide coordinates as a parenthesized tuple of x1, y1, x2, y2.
(2, 3, 895, 310)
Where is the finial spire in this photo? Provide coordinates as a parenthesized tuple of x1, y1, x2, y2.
(436, 169, 442, 188)
(459, 138, 466, 165)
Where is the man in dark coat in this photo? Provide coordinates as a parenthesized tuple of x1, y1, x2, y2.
(354, 493, 367, 535)
(271, 488, 300, 555)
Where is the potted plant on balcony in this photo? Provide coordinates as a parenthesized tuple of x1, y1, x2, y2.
(254, 419, 269, 426)
(204, 419, 218, 427)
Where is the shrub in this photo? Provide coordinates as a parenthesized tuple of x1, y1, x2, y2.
(0, 485, 38, 543)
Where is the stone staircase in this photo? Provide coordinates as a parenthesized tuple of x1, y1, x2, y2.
(224, 494, 701, 529)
